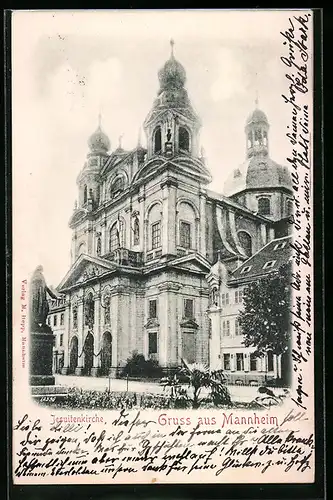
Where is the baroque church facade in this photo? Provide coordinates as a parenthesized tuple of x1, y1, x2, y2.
(47, 42, 293, 382)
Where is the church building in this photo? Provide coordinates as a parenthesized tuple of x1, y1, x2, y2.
(47, 41, 292, 380)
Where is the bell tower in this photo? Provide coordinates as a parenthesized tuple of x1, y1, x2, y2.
(144, 40, 201, 160)
(245, 98, 269, 159)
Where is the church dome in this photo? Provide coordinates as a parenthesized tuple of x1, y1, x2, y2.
(88, 125, 110, 153)
(158, 40, 186, 91)
(224, 157, 292, 196)
(246, 108, 268, 127)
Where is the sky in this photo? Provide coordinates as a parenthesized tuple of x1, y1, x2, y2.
(12, 9, 308, 287)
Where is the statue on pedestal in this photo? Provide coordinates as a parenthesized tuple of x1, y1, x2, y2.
(29, 265, 55, 386)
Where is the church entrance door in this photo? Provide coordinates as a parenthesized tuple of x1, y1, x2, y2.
(100, 332, 112, 376)
(83, 333, 94, 376)
(69, 336, 78, 374)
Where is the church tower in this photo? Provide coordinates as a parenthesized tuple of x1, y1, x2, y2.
(224, 101, 293, 226)
(143, 40, 201, 162)
(69, 117, 111, 262)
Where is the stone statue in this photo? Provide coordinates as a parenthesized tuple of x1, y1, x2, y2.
(29, 265, 49, 329)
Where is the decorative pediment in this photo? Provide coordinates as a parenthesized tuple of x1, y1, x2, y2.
(180, 318, 199, 329)
(57, 255, 116, 292)
(169, 253, 211, 275)
(144, 318, 160, 329)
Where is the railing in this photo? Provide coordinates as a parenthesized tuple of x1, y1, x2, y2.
(104, 248, 143, 267)
(48, 298, 66, 308)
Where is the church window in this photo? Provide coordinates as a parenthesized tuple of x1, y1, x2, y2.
(60, 334, 63, 347)
(250, 353, 258, 371)
(153, 126, 162, 154)
(149, 299, 157, 319)
(180, 221, 191, 248)
(238, 231, 253, 256)
(258, 197, 271, 215)
(223, 353, 231, 371)
(110, 177, 125, 199)
(72, 305, 78, 330)
(109, 220, 124, 252)
(133, 216, 140, 246)
(83, 185, 88, 204)
(222, 320, 230, 336)
(286, 199, 293, 216)
(96, 237, 102, 256)
(60, 313, 64, 326)
(254, 129, 263, 145)
(85, 292, 95, 328)
(178, 127, 190, 151)
(267, 352, 274, 372)
(184, 298, 194, 318)
(236, 353, 244, 371)
(148, 332, 158, 356)
(53, 315, 57, 326)
(151, 221, 161, 249)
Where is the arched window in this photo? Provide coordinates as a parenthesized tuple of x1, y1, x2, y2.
(96, 237, 101, 256)
(178, 127, 190, 151)
(84, 292, 95, 328)
(133, 216, 140, 246)
(238, 231, 252, 257)
(110, 177, 125, 199)
(109, 219, 124, 252)
(258, 197, 271, 215)
(286, 199, 293, 216)
(153, 126, 162, 154)
(83, 185, 88, 204)
(180, 221, 191, 249)
(151, 221, 161, 249)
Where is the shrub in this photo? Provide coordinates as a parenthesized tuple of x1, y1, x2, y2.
(120, 350, 163, 379)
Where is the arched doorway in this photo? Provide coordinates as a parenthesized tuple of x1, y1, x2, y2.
(100, 332, 112, 376)
(83, 333, 94, 376)
(69, 336, 78, 374)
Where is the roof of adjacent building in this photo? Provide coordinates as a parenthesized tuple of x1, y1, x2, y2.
(229, 234, 292, 285)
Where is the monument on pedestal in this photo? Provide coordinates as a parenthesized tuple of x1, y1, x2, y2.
(29, 266, 55, 386)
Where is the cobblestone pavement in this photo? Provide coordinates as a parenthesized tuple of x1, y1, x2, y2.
(55, 374, 288, 403)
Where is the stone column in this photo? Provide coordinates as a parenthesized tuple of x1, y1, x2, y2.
(61, 299, 71, 374)
(101, 219, 107, 255)
(91, 293, 101, 377)
(161, 178, 177, 257)
(111, 291, 120, 376)
(199, 193, 207, 257)
(75, 299, 84, 375)
(208, 307, 222, 370)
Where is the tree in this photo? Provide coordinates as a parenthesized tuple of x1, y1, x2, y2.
(238, 263, 291, 381)
(160, 359, 231, 409)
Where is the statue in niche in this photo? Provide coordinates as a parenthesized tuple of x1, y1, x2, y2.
(72, 305, 78, 329)
(29, 266, 49, 329)
(211, 287, 219, 307)
(104, 295, 111, 324)
(85, 293, 95, 328)
(133, 215, 140, 245)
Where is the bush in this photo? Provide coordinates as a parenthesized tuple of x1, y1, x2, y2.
(120, 351, 163, 379)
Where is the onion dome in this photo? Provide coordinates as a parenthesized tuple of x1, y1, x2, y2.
(88, 115, 110, 153)
(246, 108, 269, 127)
(158, 39, 186, 91)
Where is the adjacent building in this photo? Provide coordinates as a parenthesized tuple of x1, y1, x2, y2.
(47, 42, 292, 380)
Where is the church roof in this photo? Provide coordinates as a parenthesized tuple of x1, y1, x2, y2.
(229, 235, 292, 285)
(224, 156, 292, 196)
(246, 108, 269, 127)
